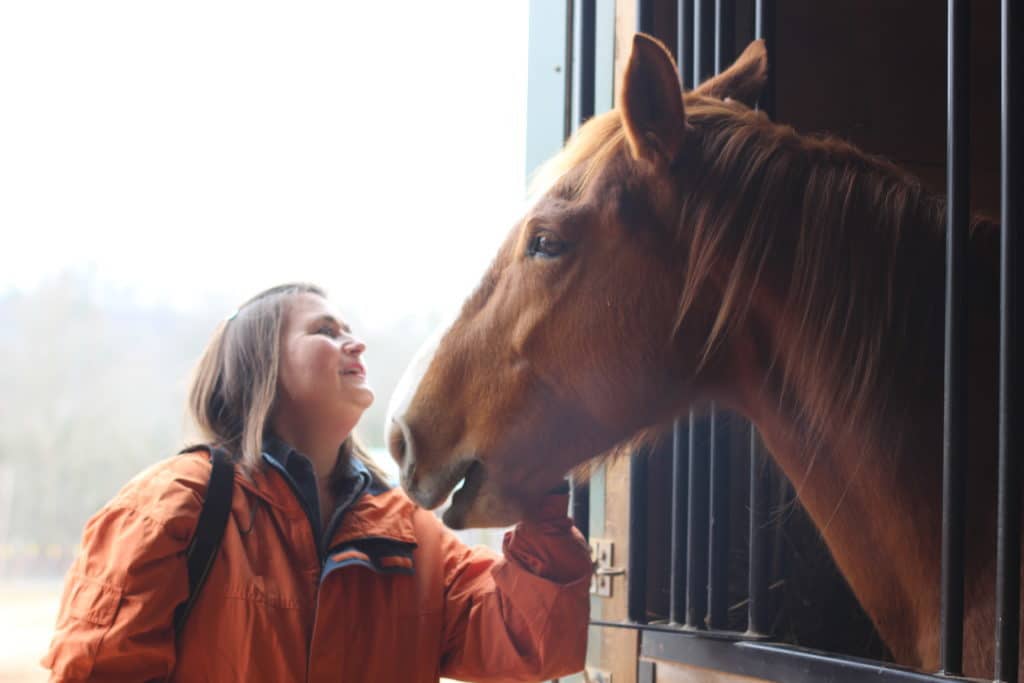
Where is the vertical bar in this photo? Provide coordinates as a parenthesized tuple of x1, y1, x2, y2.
(692, 0, 704, 87)
(707, 407, 731, 629)
(747, 425, 770, 635)
(686, 411, 710, 628)
(594, 0, 615, 114)
(562, 0, 575, 143)
(996, 0, 1023, 679)
(713, 0, 735, 74)
(630, 0, 651, 623)
(754, 0, 775, 117)
(941, 0, 970, 674)
(569, 479, 590, 541)
(748, 0, 775, 641)
(693, 0, 715, 86)
(578, 0, 596, 125)
(628, 451, 649, 624)
(704, 6, 732, 632)
(677, 0, 695, 90)
(636, 0, 655, 35)
(669, 418, 689, 624)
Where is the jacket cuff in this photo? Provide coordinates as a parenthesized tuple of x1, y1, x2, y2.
(503, 496, 593, 584)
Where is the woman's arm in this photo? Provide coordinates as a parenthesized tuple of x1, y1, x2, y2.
(436, 494, 593, 682)
(42, 467, 200, 682)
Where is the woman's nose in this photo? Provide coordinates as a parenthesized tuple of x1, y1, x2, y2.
(343, 338, 366, 356)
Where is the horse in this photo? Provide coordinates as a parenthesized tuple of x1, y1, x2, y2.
(386, 34, 1009, 677)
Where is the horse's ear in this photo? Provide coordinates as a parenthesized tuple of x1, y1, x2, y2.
(620, 33, 686, 169)
(693, 39, 767, 107)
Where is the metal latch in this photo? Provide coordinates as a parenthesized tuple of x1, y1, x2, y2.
(589, 538, 625, 597)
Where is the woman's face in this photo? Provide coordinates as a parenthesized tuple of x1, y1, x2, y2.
(274, 293, 374, 435)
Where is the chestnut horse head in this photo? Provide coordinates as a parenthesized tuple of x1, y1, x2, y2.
(388, 35, 770, 529)
(390, 32, 1009, 677)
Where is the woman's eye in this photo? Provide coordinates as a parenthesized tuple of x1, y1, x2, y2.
(317, 326, 339, 337)
(527, 232, 568, 259)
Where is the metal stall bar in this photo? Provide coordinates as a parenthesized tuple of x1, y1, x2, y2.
(692, 0, 715, 87)
(708, 407, 731, 629)
(567, 0, 597, 543)
(595, 619, 960, 682)
(677, 0, 695, 90)
(639, 630, 963, 683)
(569, 480, 590, 541)
(577, 0, 596, 125)
(637, 0, 655, 35)
(747, 426, 770, 635)
(562, 0, 575, 143)
(669, 0, 695, 630)
(746, 0, 774, 640)
(670, 418, 690, 625)
(940, 0, 970, 674)
(713, 0, 734, 74)
(629, 452, 650, 624)
(692, 0, 703, 88)
(627, 0, 654, 631)
(704, 6, 733, 631)
(995, 0, 1022, 679)
(754, 0, 775, 118)
(686, 411, 711, 628)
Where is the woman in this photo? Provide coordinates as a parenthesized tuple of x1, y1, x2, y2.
(43, 283, 592, 682)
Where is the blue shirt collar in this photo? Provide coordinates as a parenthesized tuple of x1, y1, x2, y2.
(261, 433, 373, 491)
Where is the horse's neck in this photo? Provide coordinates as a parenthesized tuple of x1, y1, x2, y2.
(748, 401, 942, 666)
(727, 174, 1004, 670)
(725, 171, 957, 666)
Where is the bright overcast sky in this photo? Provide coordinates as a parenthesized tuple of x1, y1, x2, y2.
(0, 2, 529, 328)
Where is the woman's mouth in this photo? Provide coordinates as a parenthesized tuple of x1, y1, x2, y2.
(341, 363, 366, 378)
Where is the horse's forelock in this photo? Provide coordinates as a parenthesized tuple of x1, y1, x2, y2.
(528, 111, 628, 201)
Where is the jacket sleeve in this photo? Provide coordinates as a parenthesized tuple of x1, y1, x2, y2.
(42, 481, 198, 682)
(438, 494, 593, 682)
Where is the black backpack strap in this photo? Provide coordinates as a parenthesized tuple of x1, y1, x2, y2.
(173, 446, 235, 635)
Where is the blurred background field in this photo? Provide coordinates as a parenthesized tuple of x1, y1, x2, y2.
(1, 580, 61, 682)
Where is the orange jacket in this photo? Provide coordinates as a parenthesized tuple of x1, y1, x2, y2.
(42, 449, 592, 682)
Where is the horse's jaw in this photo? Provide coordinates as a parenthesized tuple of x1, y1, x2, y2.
(441, 466, 525, 529)
(398, 444, 529, 528)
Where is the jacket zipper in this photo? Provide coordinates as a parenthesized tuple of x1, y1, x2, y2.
(291, 469, 370, 681)
(305, 505, 346, 682)
(261, 456, 333, 683)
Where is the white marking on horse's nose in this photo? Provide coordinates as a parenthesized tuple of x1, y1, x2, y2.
(383, 323, 447, 443)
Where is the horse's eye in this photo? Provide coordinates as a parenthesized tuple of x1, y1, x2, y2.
(527, 232, 568, 259)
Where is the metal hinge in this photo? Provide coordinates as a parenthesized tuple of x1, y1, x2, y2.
(589, 538, 625, 597)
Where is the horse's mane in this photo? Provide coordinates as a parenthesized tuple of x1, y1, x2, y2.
(541, 95, 991, 468)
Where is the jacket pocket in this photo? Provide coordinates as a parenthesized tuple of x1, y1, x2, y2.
(67, 575, 123, 626)
(44, 574, 124, 680)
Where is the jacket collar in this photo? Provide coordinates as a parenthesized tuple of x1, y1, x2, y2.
(261, 433, 295, 467)
(228, 438, 419, 546)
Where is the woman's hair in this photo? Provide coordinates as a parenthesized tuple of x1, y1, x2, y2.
(186, 282, 390, 488)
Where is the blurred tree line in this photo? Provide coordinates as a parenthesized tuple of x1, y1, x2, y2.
(0, 271, 442, 577)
